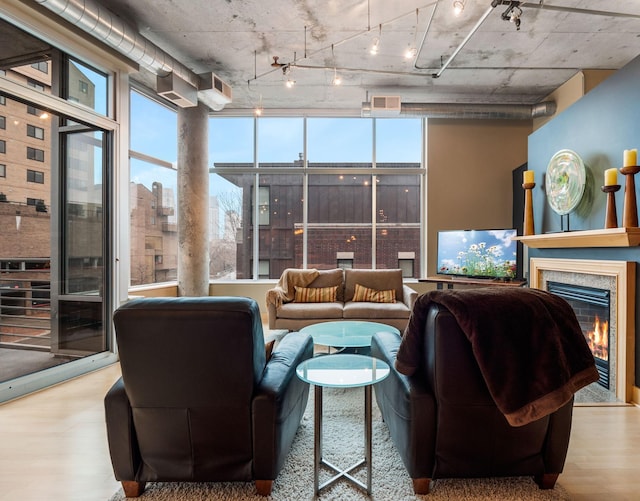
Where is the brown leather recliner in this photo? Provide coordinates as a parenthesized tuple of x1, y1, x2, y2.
(104, 296, 313, 497)
(371, 301, 576, 495)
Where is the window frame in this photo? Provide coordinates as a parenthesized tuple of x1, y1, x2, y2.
(26, 168, 45, 184)
(27, 146, 45, 162)
(209, 116, 425, 280)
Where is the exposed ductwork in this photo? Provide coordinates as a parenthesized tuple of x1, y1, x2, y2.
(34, 0, 231, 110)
(362, 101, 556, 120)
(35, 0, 196, 85)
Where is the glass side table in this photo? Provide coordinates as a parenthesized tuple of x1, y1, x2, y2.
(300, 320, 400, 355)
(296, 354, 390, 496)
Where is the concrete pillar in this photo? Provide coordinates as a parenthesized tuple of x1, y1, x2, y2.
(177, 102, 210, 296)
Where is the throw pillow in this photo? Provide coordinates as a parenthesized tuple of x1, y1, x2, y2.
(294, 285, 338, 303)
(352, 283, 396, 303)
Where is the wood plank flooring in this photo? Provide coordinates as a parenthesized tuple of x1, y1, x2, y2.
(0, 363, 638, 501)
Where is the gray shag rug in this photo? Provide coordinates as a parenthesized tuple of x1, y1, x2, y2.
(108, 387, 571, 501)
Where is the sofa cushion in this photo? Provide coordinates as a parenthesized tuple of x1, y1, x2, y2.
(277, 302, 344, 320)
(294, 285, 338, 303)
(343, 301, 411, 319)
(308, 268, 345, 302)
(353, 283, 396, 303)
(344, 269, 404, 303)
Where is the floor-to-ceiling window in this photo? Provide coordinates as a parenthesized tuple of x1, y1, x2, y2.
(0, 17, 117, 402)
(209, 116, 423, 279)
(128, 88, 178, 287)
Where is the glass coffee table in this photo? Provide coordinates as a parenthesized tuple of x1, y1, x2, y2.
(296, 354, 390, 496)
(300, 320, 400, 354)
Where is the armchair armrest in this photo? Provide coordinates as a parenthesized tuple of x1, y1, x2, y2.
(252, 332, 314, 479)
(104, 377, 142, 481)
(266, 301, 278, 330)
(265, 287, 288, 329)
(402, 284, 418, 311)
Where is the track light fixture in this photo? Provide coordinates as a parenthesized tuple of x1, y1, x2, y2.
(282, 64, 296, 88)
(405, 8, 419, 59)
(370, 24, 381, 55)
(332, 68, 342, 86)
(331, 45, 342, 85)
(453, 0, 466, 16)
(500, 1, 523, 30)
(254, 94, 263, 116)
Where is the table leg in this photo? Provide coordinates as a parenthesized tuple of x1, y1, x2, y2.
(365, 385, 372, 495)
(314, 384, 322, 496)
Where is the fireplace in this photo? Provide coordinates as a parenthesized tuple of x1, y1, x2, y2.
(547, 281, 611, 389)
(529, 258, 635, 403)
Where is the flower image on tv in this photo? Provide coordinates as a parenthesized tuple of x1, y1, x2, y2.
(437, 229, 518, 279)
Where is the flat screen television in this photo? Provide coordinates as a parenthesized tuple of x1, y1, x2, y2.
(436, 229, 518, 280)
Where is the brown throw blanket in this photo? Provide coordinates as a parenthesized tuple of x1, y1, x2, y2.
(396, 288, 599, 427)
(265, 268, 320, 308)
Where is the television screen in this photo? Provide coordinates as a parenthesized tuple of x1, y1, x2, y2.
(436, 229, 518, 279)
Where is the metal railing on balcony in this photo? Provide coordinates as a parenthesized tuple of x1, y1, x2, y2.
(0, 277, 51, 351)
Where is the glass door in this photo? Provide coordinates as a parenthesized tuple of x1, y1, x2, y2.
(51, 127, 110, 356)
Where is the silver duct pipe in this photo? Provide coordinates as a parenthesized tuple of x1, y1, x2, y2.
(35, 0, 199, 87)
(398, 101, 556, 119)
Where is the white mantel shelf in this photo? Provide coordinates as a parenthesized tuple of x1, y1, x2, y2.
(514, 227, 640, 248)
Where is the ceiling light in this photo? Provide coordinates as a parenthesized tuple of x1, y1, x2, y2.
(282, 64, 296, 88)
(405, 46, 418, 59)
(405, 9, 419, 60)
(453, 0, 466, 16)
(331, 45, 342, 85)
(254, 94, 263, 116)
(370, 37, 379, 55)
(370, 24, 382, 55)
(501, 1, 523, 31)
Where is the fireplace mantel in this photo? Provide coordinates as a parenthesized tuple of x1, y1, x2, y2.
(514, 227, 640, 248)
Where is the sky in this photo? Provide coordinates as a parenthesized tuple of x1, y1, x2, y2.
(129, 90, 423, 201)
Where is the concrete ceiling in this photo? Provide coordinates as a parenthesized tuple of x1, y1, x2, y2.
(34, 0, 640, 111)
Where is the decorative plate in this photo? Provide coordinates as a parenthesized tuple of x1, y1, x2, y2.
(545, 149, 586, 216)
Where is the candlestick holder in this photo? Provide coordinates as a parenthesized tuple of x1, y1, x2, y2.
(620, 165, 640, 227)
(601, 184, 621, 228)
(522, 181, 535, 236)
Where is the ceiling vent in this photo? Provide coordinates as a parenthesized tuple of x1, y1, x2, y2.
(198, 73, 233, 111)
(157, 73, 198, 108)
(370, 96, 401, 116)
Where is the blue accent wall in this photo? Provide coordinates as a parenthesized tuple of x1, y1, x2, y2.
(528, 55, 640, 389)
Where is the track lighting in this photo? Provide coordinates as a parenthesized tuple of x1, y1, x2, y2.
(405, 9, 419, 59)
(501, 1, 523, 30)
(370, 24, 381, 55)
(453, 0, 466, 16)
(332, 68, 342, 86)
(254, 94, 263, 116)
(282, 64, 296, 88)
(404, 46, 418, 59)
(331, 45, 342, 85)
(370, 37, 379, 55)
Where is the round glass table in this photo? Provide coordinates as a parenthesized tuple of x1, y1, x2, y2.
(296, 354, 390, 496)
(300, 320, 400, 354)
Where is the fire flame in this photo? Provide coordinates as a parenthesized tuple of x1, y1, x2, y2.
(587, 315, 608, 361)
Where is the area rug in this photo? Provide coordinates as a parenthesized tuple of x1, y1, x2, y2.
(108, 387, 571, 501)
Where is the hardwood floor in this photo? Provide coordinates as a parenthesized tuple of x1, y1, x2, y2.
(0, 363, 638, 501)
